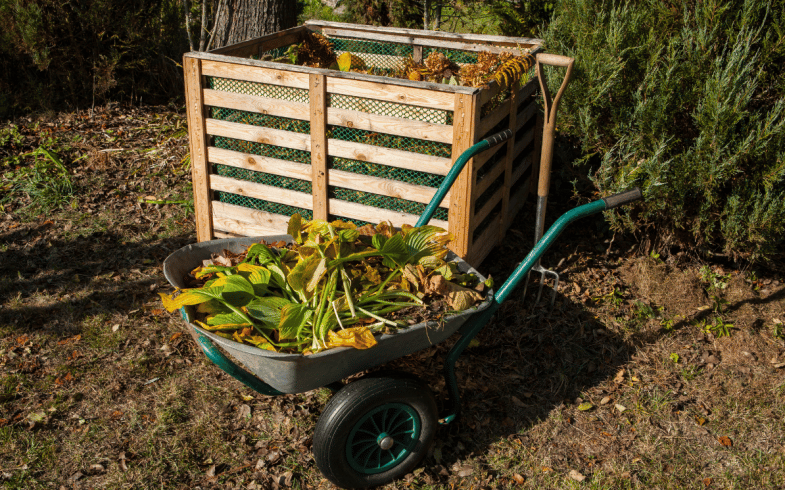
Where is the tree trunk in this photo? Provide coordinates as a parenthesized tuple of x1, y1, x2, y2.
(211, 0, 296, 49)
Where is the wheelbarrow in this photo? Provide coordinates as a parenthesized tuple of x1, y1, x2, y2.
(163, 127, 642, 489)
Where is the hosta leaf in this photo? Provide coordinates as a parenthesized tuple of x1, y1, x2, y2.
(194, 320, 249, 332)
(288, 253, 321, 296)
(246, 296, 293, 326)
(379, 233, 408, 269)
(267, 264, 288, 290)
(237, 263, 272, 296)
(196, 299, 231, 315)
(287, 213, 304, 243)
(220, 275, 255, 306)
(326, 327, 377, 349)
(159, 288, 221, 312)
(338, 228, 359, 243)
(278, 303, 313, 340)
(371, 233, 387, 250)
(244, 243, 277, 265)
(205, 311, 248, 326)
(194, 265, 233, 279)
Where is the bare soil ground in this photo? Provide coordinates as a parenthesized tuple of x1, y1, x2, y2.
(1, 105, 784, 489)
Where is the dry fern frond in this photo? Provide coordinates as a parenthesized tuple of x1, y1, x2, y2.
(423, 52, 459, 82)
(493, 54, 535, 89)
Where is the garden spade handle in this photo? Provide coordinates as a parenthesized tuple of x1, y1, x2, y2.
(535, 53, 575, 243)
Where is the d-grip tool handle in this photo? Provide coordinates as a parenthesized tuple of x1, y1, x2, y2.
(602, 187, 643, 209)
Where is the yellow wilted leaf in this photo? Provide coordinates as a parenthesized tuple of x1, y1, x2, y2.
(158, 290, 212, 312)
(326, 327, 377, 350)
(337, 52, 365, 72)
(194, 320, 250, 332)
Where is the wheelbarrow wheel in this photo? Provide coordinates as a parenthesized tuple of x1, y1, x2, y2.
(313, 373, 437, 489)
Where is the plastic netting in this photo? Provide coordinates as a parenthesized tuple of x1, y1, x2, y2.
(330, 186, 449, 222)
(215, 191, 313, 221)
(329, 93, 453, 125)
(209, 77, 309, 104)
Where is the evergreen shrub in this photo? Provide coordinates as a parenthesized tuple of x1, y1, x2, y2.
(543, 0, 785, 261)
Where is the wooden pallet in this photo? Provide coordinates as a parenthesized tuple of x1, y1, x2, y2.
(184, 21, 543, 266)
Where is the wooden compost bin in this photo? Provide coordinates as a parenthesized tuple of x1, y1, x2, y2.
(184, 20, 543, 265)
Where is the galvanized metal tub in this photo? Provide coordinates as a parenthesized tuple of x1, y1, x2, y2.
(163, 236, 492, 394)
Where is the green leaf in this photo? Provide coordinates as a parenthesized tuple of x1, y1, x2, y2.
(244, 243, 277, 265)
(278, 303, 313, 340)
(246, 296, 293, 327)
(379, 233, 408, 269)
(372, 233, 387, 250)
(288, 253, 322, 297)
(205, 311, 248, 326)
(287, 213, 303, 243)
(220, 275, 255, 306)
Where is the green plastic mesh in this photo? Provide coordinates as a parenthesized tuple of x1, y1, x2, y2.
(214, 136, 311, 164)
(329, 93, 453, 125)
(216, 191, 313, 220)
(328, 125, 451, 158)
(208, 77, 309, 103)
(423, 47, 478, 64)
(211, 108, 311, 134)
(331, 157, 445, 188)
(330, 37, 412, 73)
(330, 186, 449, 222)
(214, 163, 312, 193)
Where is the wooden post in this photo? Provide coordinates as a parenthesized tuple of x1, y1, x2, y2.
(310, 73, 329, 221)
(183, 55, 213, 242)
(413, 45, 423, 64)
(447, 92, 479, 258)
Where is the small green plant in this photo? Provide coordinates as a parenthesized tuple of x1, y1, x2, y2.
(700, 266, 731, 291)
(710, 295, 730, 314)
(701, 317, 736, 338)
(594, 288, 624, 307)
(2, 147, 74, 213)
(632, 300, 658, 320)
(670, 353, 679, 364)
(772, 321, 784, 340)
(680, 365, 703, 381)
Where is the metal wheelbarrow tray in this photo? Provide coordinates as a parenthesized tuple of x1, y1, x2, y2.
(163, 235, 492, 394)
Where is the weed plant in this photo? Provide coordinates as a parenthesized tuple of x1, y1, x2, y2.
(544, 0, 785, 261)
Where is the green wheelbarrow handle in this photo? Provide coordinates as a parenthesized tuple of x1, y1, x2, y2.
(439, 187, 643, 423)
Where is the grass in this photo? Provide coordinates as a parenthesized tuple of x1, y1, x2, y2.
(2, 105, 785, 488)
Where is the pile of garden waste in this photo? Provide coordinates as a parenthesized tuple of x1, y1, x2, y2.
(272, 31, 533, 89)
(160, 216, 490, 354)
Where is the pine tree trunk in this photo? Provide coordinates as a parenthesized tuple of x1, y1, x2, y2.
(212, 0, 296, 49)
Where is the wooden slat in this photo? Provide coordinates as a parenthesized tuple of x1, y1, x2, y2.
(310, 73, 329, 221)
(506, 179, 531, 229)
(205, 118, 310, 150)
(326, 77, 455, 111)
(191, 51, 478, 95)
(327, 139, 453, 176)
(183, 57, 213, 242)
(201, 59, 310, 89)
(478, 81, 503, 107)
(213, 230, 245, 239)
(478, 97, 511, 136)
(473, 140, 506, 169)
(474, 158, 506, 196)
(413, 45, 423, 63)
(517, 77, 538, 102)
(208, 147, 311, 181)
(211, 25, 306, 56)
(327, 106, 453, 143)
(467, 216, 501, 267)
(513, 127, 535, 160)
(329, 199, 448, 230)
(204, 89, 452, 143)
(212, 201, 290, 237)
(447, 92, 479, 258)
(329, 168, 450, 207)
(210, 174, 313, 209)
(515, 99, 537, 132)
(500, 79, 520, 244)
(203, 89, 311, 120)
(511, 153, 534, 186)
(473, 191, 503, 226)
(322, 27, 533, 55)
(306, 20, 543, 48)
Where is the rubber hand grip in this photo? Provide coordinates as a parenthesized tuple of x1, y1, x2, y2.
(482, 129, 513, 148)
(602, 188, 643, 209)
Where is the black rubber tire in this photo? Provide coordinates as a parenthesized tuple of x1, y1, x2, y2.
(313, 373, 437, 489)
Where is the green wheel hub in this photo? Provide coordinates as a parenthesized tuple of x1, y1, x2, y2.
(346, 403, 421, 474)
